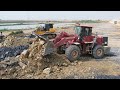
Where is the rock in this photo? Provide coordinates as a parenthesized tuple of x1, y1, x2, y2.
(91, 76, 95, 79)
(7, 60, 19, 67)
(34, 76, 39, 79)
(53, 66, 58, 70)
(43, 68, 51, 75)
(19, 62, 26, 69)
(62, 63, 68, 67)
(0, 64, 7, 68)
(20, 50, 29, 58)
(12, 73, 18, 78)
(0, 43, 2, 47)
(52, 66, 60, 72)
(0, 55, 5, 61)
(88, 67, 91, 71)
(16, 55, 20, 58)
(14, 51, 20, 56)
(78, 61, 82, 65)
(28, 53, 33, 58)
(26, 74, 33, 78)
(5, 51, 9, 55)
(9, 68, 16, 74)
(71, 62, 77, 66)
(0, 70, 6, 75)
(4, 57, 10, 61)
(74, 75, 79, 79)
(39, 40, 45, 45)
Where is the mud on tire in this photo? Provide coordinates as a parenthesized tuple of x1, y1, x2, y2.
(92, 45, 104, 59)
(65, 45, 80, 62)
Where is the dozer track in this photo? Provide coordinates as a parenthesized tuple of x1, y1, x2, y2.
(40, 33, 57, 39)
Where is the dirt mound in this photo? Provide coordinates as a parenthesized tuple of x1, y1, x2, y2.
(0, 38, 70, 79)
(1, 35, 31, 47)
(19, 38, 44, 59)
(0, 34, 32, 61)
(16, 54, 69, 79)
(19, 38, 70, 72)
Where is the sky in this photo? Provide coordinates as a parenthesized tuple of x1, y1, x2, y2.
(0, 11, 120, 20)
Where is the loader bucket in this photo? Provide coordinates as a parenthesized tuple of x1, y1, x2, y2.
(41, 39, 55, 56)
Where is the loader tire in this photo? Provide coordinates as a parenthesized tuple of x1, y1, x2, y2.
(92, 45, 104, 59)
(65, 45, 80, 62)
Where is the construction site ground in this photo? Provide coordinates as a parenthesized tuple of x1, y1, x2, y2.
(1, 22, 120, 79)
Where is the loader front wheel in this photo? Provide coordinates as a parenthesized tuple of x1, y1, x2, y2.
(92, 45, 104, 59)
(65, 45, 80, 62)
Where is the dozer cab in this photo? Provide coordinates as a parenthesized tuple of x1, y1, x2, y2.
(32, 23, 57, 39)
(40, 24, 110, 62)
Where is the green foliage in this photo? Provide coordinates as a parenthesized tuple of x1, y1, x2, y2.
(80, 20, 102, 23)
(9, 30, 24, 35)
(0, 29, 9, 32)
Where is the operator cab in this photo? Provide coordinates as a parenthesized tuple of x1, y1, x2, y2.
(74, 25, 92, 36)
(44, 24, 53, 31)
(74, 25, 92, 41)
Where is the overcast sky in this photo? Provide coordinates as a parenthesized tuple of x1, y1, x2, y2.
(0, 11, 120, 20)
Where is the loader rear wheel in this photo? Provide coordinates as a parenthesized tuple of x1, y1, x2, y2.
(65, 45, 80, 62)
(92, 45, 104, 59)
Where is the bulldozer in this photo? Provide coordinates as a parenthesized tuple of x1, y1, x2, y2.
(40, 24, 111, 62)
(32, 23, 57, 39)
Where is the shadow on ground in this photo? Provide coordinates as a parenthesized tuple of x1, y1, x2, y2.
(94, 75, 120, 79)
(63, 75, 120, 79)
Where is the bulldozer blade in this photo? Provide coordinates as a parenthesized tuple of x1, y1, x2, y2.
(37, 35, 47, 41)
(41, 39, 56, 56)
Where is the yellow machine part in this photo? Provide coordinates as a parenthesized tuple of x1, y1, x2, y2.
(48, 28, 56, 33)
(34, 28, 56, 35)
(34, 30, 45, 35)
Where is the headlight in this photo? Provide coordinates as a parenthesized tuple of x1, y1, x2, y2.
(105, 42, 107, 44)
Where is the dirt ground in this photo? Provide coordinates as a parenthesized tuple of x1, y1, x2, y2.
(43, 22, 120, 79)
(1, 22, 120, 79)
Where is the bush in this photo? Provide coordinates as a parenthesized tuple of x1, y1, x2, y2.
(9, 31, 15, 35)
(0, 29, 9, 32)
(80, 20, 102, 23)
(9, 30, 24, 35)
(15, 30, 23, 34)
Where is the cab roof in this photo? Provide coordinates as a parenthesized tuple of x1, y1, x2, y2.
(75, 24, 92, 28)
(75, 25, 93, 28)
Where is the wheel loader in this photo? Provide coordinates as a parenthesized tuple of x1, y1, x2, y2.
(39, 24, 110, 62)
(32, 23, 57, 39)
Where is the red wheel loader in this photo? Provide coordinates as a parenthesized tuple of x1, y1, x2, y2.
(40, 25, 110, 62)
